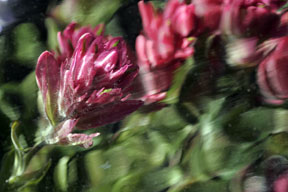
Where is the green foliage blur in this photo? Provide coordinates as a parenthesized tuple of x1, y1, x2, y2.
(1, 0, 288, 192)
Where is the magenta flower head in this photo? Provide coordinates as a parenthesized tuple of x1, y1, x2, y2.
(221, 0, 281, 36)
(220, 0, 282, 68)
(136, 0, 195, 69)
(36, 23, 143, 147)
(135, 0, 196, 105)
(257, 37, 288, 105)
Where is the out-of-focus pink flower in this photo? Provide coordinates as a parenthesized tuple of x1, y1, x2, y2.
(135, 0, 196, 105)
(274, 172, 288, 192)
(36, 24, 143, 147)
(193, 0, 223, 33)
(220, 0, 282, 68)
(225, 37, 268, 67)
(281, 11, 288, 26)
(257, 37, 288, 105)
(135, 62, 179, 105)
(221, 0, 281, 36)
(166, 0, 196, 37)
(244, 0, 286, 10)
(137, 0, 195, 69)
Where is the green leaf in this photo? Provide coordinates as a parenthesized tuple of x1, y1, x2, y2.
(54, 156, 70, 191)
(0, 83, 21, 121)
(150, 1, 166, 9)
(223, 107, 275, 142)
(8, 160, 51, 191)
(45, 18, 60, 51)
(216, 94, 275, 142)
(147, 132, 170, 166)
(0, 150, 15, 191)
(164, 57, 194, 104)
(85, 147, 131, 185)
(278, 1, 288, 11)
(140, 167, 183, 192)
(175, 102, 200, 124)
(53, 0, 128, 26)
(184, 133, 262, 181)
(273, 109, 288, 133)
(181, 98, 264, 180)
(84, 150, 106, 186)
(179, 179, 228, 192)
(12, 23, 44, 66)
(150, 106, 188, 131)
(265, 132, 288, 156)
(19, 72, 38, 121)
(106, 15, 126, 37)
(111, 172, 143, 192)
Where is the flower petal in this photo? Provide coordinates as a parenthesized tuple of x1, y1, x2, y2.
(60, 132, 100, 148)
(71, 33, 95, 92)
(138, 1, 155, 36)
(171, 4, 195, 37)
(35, 51, 60, 124)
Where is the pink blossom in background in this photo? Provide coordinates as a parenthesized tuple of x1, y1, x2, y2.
(137, 0, 195, 68)
(221, 0, 281, 36)
(219, 0, 284, 67)
(257, 37, 288, 105)
(274, 172, 288, 192)
(135, 0, 196, 105)
(193, 0, 223, 33)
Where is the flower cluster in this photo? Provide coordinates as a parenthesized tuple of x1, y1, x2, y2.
(220, 0, 288, 104)
(220, 0, 284, 67)
(9, 0, 288, 191)
(221, 0, 282, 36)
(134, 0, 288, 106)
(35, 0, 288, 148)
(36, 23, 143, 147)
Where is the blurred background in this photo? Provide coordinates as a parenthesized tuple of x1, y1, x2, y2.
(1, 0, 288, 192)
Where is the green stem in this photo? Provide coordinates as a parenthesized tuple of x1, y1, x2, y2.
(9, 121, 46, 184)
